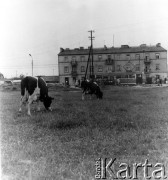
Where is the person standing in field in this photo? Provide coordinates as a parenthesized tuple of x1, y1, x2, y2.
(157, 78, 160, 86)
(117, 78, 120, 86)
(160, 78, 162, 86)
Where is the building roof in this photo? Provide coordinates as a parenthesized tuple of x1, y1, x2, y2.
(58, 44, 167, 56)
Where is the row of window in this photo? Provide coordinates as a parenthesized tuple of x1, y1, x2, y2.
(64, 53, 160, 62)
(64, 64, 160, 73)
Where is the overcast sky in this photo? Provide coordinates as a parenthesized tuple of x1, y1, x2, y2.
(1, 0, 168, 78)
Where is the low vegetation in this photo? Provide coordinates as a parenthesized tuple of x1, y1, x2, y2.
(1, 86, 168, 179)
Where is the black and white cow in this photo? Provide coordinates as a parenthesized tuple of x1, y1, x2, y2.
(19, 76, 54, 116)
(81, 80, 103, 100)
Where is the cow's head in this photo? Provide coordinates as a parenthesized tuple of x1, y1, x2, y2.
(43, 96, 54, 110)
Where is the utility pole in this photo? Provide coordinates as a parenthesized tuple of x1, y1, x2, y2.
(88, 30, 95, 79)
(29, 54, 33, 76)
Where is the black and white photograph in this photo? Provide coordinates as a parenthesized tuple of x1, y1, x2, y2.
(1, 0, 168, 179)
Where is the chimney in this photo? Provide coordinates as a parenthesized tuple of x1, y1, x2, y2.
(121, 45, 129, 48)
(156, 43, 161, 47)
(140, 44, 146, 47)
(104, 45, 107, 50)
(60, 47, 64, 52)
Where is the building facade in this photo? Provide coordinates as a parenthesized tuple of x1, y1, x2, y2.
(58, 43, 167, 85)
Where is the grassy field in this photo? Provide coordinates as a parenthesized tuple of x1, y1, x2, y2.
(1, 85, 168, 180)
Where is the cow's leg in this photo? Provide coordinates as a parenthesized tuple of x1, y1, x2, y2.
(19, 89, 28, 113)
(82, 91, 85, 100)
(36, 100, 40, 112)
(27, 97, 33, 116)
(27, 102, 32, 116)
(19, 96, 24, 112)
(82, 93, 84, 100)
(19, 92, 27, 112)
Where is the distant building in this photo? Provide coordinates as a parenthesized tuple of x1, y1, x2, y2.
(58, 43, 167, 85)
(0, 73, 4, 80)
(38, 75, 59, 83)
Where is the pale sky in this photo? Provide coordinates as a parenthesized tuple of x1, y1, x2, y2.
(0, 0, 168, 78)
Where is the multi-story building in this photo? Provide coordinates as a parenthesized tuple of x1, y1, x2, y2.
(58, 43, 167, 85)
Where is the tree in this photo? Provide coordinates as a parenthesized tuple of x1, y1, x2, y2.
(19, 74, 25, 79)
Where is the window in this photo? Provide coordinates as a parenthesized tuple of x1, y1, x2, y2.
(73, 77, 76, 82)
(135, 54, 140, 60)
(72, 66, 76, 72)
(107, 55, 111, 59)
(135, 64, 140, 71)
(145, 54, 150, 60)
(126, 54, 130, 60)
(64, 66, 69, 73)
(64, 56, 68, 61)
(107, 66, 112, 73)
(98, 55, 102, 61)
(80, 56, 85, 62)
(98, 65, 103, 72)
(72, 56, 76, 62)
(116, 54, 120, 60)
(156, 53, 160, 59)
(81, 66, 85, 72)
(117, 65, 121, 71)
(156, 64, 160, 70)
(129, 74, 135, 78)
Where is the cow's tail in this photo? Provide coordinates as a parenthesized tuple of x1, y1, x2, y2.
(21, 81, 25, 96)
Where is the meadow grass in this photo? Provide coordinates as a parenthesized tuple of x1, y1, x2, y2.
(1, 86, 168, 179)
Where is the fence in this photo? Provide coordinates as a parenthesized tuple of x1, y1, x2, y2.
(119, 78, 136, 85)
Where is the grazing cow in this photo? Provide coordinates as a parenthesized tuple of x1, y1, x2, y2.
(19, 76, 54, 116)
(81, 80, 103, 100)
